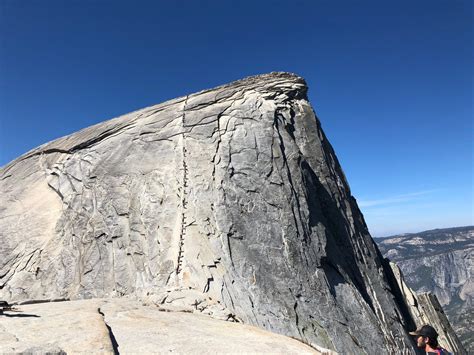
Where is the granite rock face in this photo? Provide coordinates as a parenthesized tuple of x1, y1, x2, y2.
(0, 298, 321, 354)
(0, 72, 445, 353)
(377, 226, 473, 352)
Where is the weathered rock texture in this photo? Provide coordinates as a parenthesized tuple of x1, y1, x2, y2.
(388, 262, 466, 354)
(0, 298, 321, 354)
(377, 226, 473, 352)
(0, 72, 458, 353)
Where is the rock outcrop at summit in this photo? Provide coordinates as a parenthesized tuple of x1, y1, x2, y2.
(0, 73, 460, 353)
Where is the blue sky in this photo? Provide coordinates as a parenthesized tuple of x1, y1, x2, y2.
(0, 0, 472, 237)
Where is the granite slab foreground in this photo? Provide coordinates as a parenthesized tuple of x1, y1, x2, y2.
(0, 298, 323, 354)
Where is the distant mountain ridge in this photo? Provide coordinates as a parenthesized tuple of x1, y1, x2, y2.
(376, 226, 473, 352)
(376, 226, 473, 259)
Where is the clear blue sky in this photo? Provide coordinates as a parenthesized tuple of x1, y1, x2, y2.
(1, 0, 472, 237)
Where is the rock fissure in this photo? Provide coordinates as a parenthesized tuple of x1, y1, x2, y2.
(98, 307, 120, 355)
(272, 107, 308, 248)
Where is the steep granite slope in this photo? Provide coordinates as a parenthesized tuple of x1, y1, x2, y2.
(377, 226, 473, 352)
(0, 72, 456, 353)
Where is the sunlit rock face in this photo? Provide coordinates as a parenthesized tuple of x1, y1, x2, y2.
(1, 72, 420, 353)
(0, 298, 322, 354)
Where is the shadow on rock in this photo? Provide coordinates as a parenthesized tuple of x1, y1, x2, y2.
(2, 313, 41, 318)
